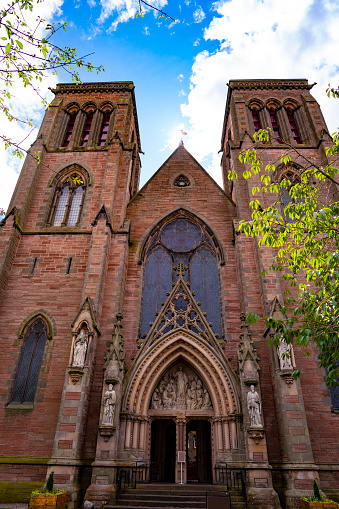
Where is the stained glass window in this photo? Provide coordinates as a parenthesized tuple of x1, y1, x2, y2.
(11, 319, 48, 404)
(140, 247, 172, 336)
(191, 246, 222, 335)
(140, 217, 223, 338)
(161, 220, 201, 252)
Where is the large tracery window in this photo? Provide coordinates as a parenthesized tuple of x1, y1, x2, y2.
(140, 215, 223, 338)
(48, 169, 86, 227)
(11, 317, 49, 404)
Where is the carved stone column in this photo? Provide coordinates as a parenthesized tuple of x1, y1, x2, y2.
(175, 413, 186, 484)
(238, 314, 281, 509)
(267, 299, 320, 507)
(84, 313, 126, 506)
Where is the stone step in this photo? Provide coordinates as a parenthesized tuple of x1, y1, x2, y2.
(107, 485, 246, 509)
(117, 490, 242, 500)
(116, 500, 206, 508)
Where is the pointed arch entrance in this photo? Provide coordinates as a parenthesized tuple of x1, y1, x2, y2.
(121, 329, 241, 483)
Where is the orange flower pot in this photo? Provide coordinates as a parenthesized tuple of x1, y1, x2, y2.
(29, 491, 67, 509)
(300, 500, 339, 509)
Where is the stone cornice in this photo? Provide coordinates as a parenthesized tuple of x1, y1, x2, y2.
(228, 79, 316, 90)
(51, 81, 135, 95)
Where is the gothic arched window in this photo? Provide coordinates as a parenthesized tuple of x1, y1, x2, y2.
(286, 108, 301, 144)
(140, 214, 223, 338)
(62, 111, 77, 148)
(11, 317, 49, 404)
(279, 168, 302, 222)
(48, 169, 86, 227)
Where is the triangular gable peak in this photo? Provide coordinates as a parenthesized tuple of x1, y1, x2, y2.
(264, 296, 284, 337)
(137, 261, 225, 352)
(71, 296, 100, 335)
(128, 143, 235, 206)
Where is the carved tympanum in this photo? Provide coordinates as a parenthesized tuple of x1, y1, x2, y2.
(150, 365, 212, 411)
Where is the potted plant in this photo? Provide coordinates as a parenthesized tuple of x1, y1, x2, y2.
(29, 471, 67, 509)
(301, 481, 339, 509)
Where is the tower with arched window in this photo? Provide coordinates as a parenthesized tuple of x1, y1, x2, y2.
(0, 79, 338, 509)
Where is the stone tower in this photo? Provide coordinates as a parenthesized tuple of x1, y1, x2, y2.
(220, 79, 338, 507)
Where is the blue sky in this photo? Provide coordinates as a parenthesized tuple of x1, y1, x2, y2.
(1, 0, 339, 209)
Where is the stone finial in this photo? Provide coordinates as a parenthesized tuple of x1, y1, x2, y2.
(104, 313, 125, 381)
(237, 313, 260, 377)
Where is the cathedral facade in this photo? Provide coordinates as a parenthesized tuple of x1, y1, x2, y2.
(0, 79, 338, 509)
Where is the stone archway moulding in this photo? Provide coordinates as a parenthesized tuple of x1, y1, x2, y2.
(122, 329, 240, 417)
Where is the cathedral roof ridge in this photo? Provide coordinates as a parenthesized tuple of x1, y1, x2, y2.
(128, 143, 235, 207)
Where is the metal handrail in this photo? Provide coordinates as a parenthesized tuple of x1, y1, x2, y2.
(115, 463, 150, 503)
(214, 464, 247, 509)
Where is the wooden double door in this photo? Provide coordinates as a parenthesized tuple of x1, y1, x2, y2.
(150, 419, 212, 483)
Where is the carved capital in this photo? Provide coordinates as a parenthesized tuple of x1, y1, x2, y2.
(280, 371, 295, 386)
(248, 427, 265, 444)
(99, 425, 116, 441)
(68, 366, 84, 384)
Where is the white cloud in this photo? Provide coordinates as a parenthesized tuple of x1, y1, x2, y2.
(143, 26, 150, 35)
(0, 0, 62, 213)
(161, 123, 188, 151)
(179, 89, 187, 97)
(181, 0, 339, 183)
(193, 38, 200, 46)
(88, 0, 96, 6)
(177, 74, 184, 82)
(98, 0, 168, 30)
(193, 6, 205, 23)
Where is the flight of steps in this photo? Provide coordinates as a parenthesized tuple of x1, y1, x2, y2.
(106, 483, 246, 509)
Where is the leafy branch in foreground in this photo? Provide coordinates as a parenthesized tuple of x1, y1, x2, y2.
(0, 0, 104, 158)
(137, 0, 177, 22)
(229, 92, 339, 387)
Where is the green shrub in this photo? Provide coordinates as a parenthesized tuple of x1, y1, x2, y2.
(313, 480, 321, 501)
(46, 472, 54, 492)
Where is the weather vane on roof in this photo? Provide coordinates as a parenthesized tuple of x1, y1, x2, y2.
(180, 129, 187, 146)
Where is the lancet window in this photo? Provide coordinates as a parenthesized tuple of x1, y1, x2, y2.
(140, 213, 223, 338)
(62, 112, 77, 147)
(10, 317, 49, 404)
(48, 167, 87, 227)
(279, 167, 302, 222)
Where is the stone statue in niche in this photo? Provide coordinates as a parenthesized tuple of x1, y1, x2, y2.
(277, 339, 293, 370)
(102, 384, 116, 426)
(72, 329, 88, 367)
(247, 385, 262, 427)
(150, 365, 212, 411)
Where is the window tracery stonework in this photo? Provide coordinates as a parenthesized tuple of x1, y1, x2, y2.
(48, 167, 87, 228)
(174, 174, 190, 188)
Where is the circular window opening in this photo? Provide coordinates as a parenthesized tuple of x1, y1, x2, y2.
(174, 174, 190, 188)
